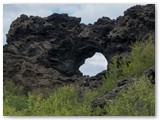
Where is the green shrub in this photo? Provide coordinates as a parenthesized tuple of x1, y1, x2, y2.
(3, 104, 22, 116)
(3, 81, 28, 115)
(99, 37, 155, 116)
(121, 37, 155, 77)
(101, 37, 155, 92)
(3, 80, 25, 96)
(100, 56, 120, 92)
(4, 85, 98, 116)
(105, 76, 155, 116)
(5, 95, 28, 111)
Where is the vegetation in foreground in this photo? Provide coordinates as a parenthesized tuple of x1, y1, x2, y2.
(4, 37, 155, 116)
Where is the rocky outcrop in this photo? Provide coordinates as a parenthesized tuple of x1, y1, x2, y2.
(91, 78, 134, 109)
(3, 4, 155, 92)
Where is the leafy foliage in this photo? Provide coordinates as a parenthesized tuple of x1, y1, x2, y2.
(121, 37, 155, 77)
(4, 84, 98, 116)
(100, 37, 155, 92)
(99, 56, 120, 93)
(99, 37, 155, 115)
(106, 76, 155, 116)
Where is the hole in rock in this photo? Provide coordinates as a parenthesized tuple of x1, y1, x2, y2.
(79, 52, 108, 77)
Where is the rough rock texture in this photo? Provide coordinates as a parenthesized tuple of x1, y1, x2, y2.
(117, 78, 133, 87)
(91, 78, 134, 109)
(3, 4, 155, 92)
(145, 66, 155, 84)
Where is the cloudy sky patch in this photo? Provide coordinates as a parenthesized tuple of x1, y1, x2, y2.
(79, 52, 108, 76)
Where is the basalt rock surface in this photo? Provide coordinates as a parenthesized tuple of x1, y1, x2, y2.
(3, 4, 155, 92)
(91, 78, 135, 110)
(145, 66, 155, 84)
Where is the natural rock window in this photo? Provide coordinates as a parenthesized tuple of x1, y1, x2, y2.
(79, 52, 108, 77)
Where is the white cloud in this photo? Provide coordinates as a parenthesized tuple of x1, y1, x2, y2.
(72, 4, 136, 24)
(79, 52, 108, 76)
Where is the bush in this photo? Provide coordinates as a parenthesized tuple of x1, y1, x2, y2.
(4, 84, 98, 116)
(105, 76, 155, 116)
(3, 104, 22, 116)
(3, 80, 25, 96)
(100, 37, 155, 92)
(98, 37, 155, 116)
(121, 37, 155, 77)
(100, 56, 121, 92)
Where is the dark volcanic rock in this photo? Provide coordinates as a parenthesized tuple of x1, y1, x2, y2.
(117, 78, 133, 87)
(3, 4, 155, 92)
(91, 78, 134, 109)
(107, 4, 155, 57)
(145, 66, 155, 84)
(92, 87, 122, 109)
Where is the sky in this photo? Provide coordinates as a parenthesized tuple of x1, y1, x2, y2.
(3, 4, 137, 76)
(79, 52, 108, 76)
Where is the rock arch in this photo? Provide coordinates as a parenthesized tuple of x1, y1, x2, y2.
(3, 5, 155, 91)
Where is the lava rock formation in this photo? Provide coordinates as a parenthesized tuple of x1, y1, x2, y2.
(3, 4, 155, 92)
